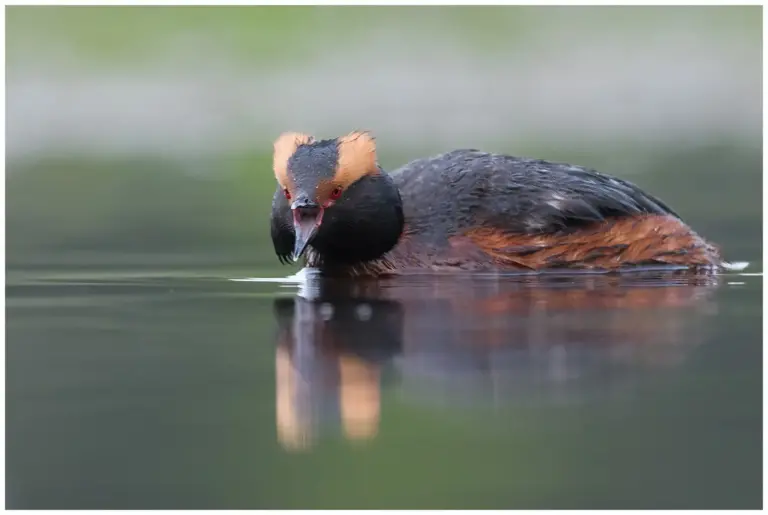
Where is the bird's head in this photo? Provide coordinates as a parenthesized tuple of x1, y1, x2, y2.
(270, 130, 404, 267)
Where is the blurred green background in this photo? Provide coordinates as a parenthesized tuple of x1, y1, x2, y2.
(6, 5, 762, 273)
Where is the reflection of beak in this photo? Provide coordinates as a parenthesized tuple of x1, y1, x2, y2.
(291, 200, 324, 261)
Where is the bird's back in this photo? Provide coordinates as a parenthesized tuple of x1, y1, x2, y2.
(390, 149, 678, 239)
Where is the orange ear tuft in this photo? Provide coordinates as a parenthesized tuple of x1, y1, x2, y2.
(273, 132, 315, 186)
(335, 130, 379, 188)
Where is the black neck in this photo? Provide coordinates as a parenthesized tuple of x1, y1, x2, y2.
(309, 172, 404, 266)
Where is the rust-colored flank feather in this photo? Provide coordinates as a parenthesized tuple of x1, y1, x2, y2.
(273, 132, 315, 187)
(458, 214, 720, 271)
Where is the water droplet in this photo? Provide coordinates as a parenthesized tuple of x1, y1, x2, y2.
(355, 303, 372, 321)
(319, 303, 334, 320)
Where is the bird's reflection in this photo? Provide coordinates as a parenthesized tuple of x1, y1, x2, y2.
(274, 294, 402, 450)
(273, 272, 720, 451)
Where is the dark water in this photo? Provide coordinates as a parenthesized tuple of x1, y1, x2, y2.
(6, 267, 762, 509)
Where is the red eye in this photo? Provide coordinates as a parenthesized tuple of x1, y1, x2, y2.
(330, 187, 342, 200)
(283, 188, 291, 200)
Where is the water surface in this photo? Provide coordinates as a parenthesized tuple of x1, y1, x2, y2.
(6, 268, 762, 509)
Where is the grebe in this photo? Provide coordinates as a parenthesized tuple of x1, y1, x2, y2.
(269, 131, 721, 276)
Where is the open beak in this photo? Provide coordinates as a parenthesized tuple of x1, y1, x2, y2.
(291, 200, 324, 261)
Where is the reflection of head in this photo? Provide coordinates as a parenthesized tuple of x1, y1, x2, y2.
(275, 345, 312, 451)
(338, 354, 380, 441)
(273, 296, 403, 450)
(273, 296, 403, 363)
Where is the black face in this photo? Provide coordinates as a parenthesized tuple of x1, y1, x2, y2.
(270, 140, 404, 268)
